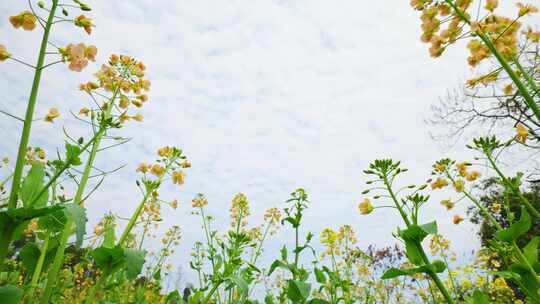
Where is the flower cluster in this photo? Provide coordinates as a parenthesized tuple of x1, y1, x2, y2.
(60, 43, 97, 72)
(191, 193, 208, 208)
(230, 193, 250, 227)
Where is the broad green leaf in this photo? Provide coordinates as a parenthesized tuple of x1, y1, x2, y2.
(472, 290, 489, 304)
(65, 204, 87, 248)
(91, 246, 125, 275)
(419, 221, 438, 235)
(124, 249, 146, 279)
(65, 143, 82, 166)
(287, 280, 311, 302)
(0, 284, 23, 304)
(38, 209, 67, 232)
(20, 163, 48, 208)
(496, 207, 531, 242)
(404, 239, 424, 266)
(5, 204, 64, 223)
(20, 243, 40, 274)
(522, 236, 540, 266)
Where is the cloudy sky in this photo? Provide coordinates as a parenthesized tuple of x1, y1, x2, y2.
(0, 0, 514, 285)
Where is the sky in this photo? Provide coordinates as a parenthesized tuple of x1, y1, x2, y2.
(0, 0, 516, 287)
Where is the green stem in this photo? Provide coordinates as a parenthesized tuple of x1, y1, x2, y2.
(117, 190, 152, 247)
(485, 152, 540, 220)
(0, 0, 59, 270)
(445, 0, 540, 124)
(383, 177, 454, 304)
(26, 233, 50, 302)
(39, 127, 107, 304)
(460, 188, 540, 286)
(203, 281, 222, 304)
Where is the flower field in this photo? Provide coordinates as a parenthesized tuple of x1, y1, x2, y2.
(1, 1, 540, 303)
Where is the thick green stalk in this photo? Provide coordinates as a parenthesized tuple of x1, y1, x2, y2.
(383, 177, 454, 304)
(7, 0, 58, 209)
(445, 0, 540, 124)
(39, 128, 106, 304)
(0, 0, 59, 269)
(40, 93, 118, 303)
(117, 191, 152, 247)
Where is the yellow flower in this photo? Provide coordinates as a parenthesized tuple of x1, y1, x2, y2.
(132, 114, 144, 122)
(170, 199, 178, 209)
(150, 164, 165, 177)
(517, 3, 538, 17)
(136, 163, 150, 173)
(491, 203, 502, 214)
(358, 198, 374, 215)
(74, 15, 94, 35)
(434, 163, 446, 173)
(0, 45, 11, 61)
(516, 123, 528, 143)
(452, 215, 464, 225)
(440, 199, 455, 210)
(453, 179, 464, 192)
(503, 83, 514, 95)
(456, 162, 468, 177)
(466, 171, 481, 182)
(431, 177, 449, 190)
(44, 108, 60, 122)
(9, 11, 37, 31)
(264, 207, 282, 223)
(484, 0, 498, 12)
(181, 161, 192, 168)
(171, 171, 186, 185)
(192, 195, 208, 208)
(79, 107, 90, 116)
(158, 146, 173, 157)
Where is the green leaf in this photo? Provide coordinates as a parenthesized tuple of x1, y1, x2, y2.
(381, 261, 446, 280)
(314, 267, 326, 284)
(522, 236, 540, 266)
(91, 246, 125, 275)
(124, 249, 146, 280)
(65, 143, 82, 166)
(268, 260, 290, 276)
(496, 207, 531, 242)
(20, 243, 40, 274)
(419, 221, 438, 235)
(20, 163, 48, 208)
(0, 285, 23, 304)
(287, 280, 311, 302)
(308, 299, 331, 304)
(227, 275, 248, 296)
(102, 220, 116, 248)
(38, 209, 67, 232)
(472, 290, 489, 304)
(5, 204, 65, 223)
(404, 239, 423, 266)
(65, 204, 87, 248)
